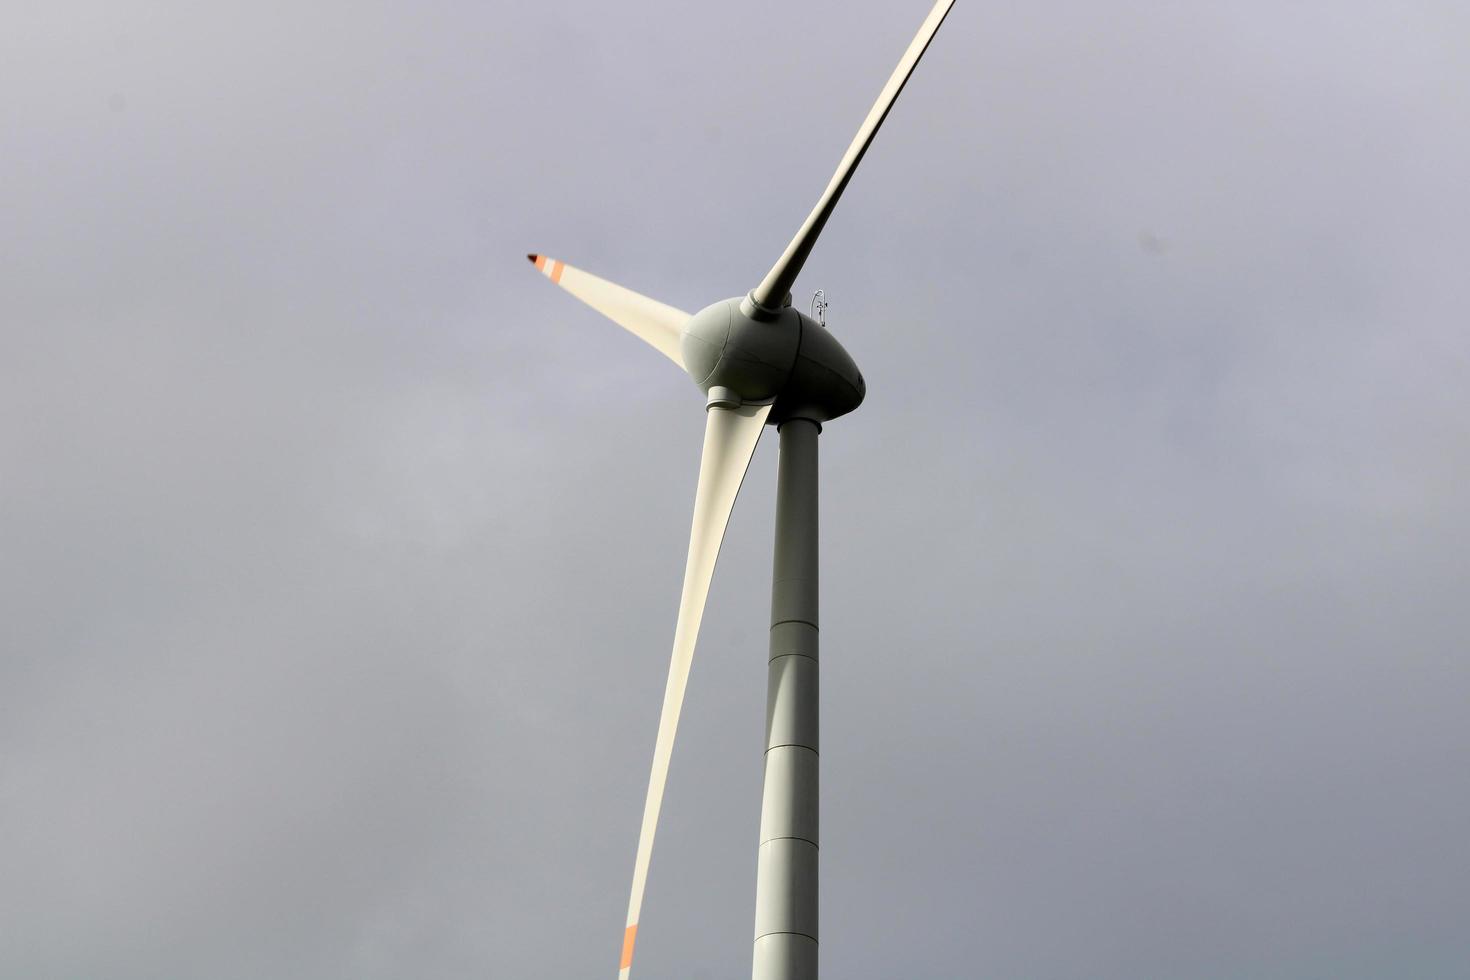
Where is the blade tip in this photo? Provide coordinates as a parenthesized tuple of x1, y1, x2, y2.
(620, 924, 638, 971)
(526, 252, 538, 263)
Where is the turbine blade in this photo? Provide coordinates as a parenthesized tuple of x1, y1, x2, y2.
(526, 254, 688, 367)
(618, 400, 773, 979)
(748, 0, 955, 313)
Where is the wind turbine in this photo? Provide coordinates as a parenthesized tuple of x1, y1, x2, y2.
(527, 2, 956, 977)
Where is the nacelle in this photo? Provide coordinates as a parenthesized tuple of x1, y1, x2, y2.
(681, 297, 865, 424)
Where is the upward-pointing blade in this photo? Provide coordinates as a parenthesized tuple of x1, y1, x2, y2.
(748, 0, 956, 313)
(527, 254, 689, 368)
(619, 400, 773, 979)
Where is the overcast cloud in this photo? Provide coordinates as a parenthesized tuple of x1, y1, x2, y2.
(3, 1, 1468, 977)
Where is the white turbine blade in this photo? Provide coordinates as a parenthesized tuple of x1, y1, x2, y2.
(749, 0, 956, 312)
(618, 400, 773, 979)
(526, 254, 688, 367)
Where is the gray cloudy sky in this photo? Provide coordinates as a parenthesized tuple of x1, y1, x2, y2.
(4, 1, 1469, 977)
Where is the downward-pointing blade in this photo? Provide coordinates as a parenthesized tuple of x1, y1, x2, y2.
(619, 400, 773, 979)
(526, 254, 689, 368)
(748, 0, 956, 313)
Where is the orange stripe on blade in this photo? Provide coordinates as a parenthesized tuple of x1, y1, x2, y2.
(620, 924, 637, 970)
(533, 254, 547, 271)
(550, 259, 565, 285)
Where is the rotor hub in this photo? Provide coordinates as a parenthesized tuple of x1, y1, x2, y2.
(681, 298, 865, 424)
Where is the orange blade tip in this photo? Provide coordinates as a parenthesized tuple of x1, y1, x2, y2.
(620, 924, 637, 970)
